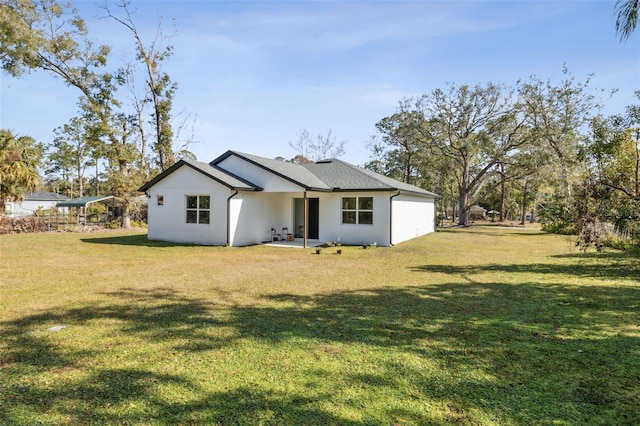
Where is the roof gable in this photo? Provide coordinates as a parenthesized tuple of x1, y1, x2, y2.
(211, 151, 331, 191)
(138, 159, 262, 192)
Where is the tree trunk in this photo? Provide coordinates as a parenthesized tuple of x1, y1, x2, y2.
(520, 179, 528, 225)
(77, 160, 83, 198)
(458, 163, 471, 227)
(95, 160, 99, 195)
(635, 130, 639, 199)
(458, 194, 469, 226)
(404, 153, 412, 184)
(121, 204, 131, 229)
(499, 164, 506, 222)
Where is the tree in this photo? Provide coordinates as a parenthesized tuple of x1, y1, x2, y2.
(519, 69, 599, 199)
(581, 95, 640, 248)
(477, 152, 545, 224)
(1, 1, 112, 97)
(0, 129, 43, 210)
(2, 0, 180, 228)
(104, 0, 177, 172)
(374, 105, 425, 185)
(289, 128, 346, 163)
(365, 131, 456, 220)
(1, 0, 136, 226)
(410, 82, 533, 226)
(615, 0, 639, 41)
(48, 117, 102, 198)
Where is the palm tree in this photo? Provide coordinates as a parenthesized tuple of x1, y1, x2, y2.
(0, 129, 43, 211)
(616, 0, 639, 41)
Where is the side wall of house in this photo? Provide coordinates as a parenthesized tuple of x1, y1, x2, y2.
(317, 191, 392, 246)
(146, 166, 230, 245)
(391, 194, 436, 245)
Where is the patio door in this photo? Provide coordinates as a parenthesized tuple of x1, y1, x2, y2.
(294, 198, 319, 239)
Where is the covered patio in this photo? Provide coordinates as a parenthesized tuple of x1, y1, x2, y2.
(262, 238, 323, 248)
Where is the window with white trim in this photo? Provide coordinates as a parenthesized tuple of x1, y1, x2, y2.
(342, 196, 373, 225)
(186, 195, 210, 224)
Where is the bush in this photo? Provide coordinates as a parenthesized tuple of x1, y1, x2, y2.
(538, 193, 578, 235)
(599, 235, 639, 251)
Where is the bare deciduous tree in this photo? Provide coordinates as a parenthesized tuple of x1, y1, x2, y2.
(289, 128, 346, 163)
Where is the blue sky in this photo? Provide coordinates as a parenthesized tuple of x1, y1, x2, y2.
(1, 0, 638, 166)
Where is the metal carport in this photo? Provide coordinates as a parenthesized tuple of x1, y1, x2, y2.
(56, 196, 114, 225)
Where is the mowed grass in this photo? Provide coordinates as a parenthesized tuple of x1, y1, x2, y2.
(1, 228, 639, 425)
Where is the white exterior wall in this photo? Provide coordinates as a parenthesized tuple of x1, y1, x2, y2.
(146, 166, 230, 245)
(391, 194, 436, 245)
(9, 200, 60, 217)
(317, 192, 392, 246)
(230, 192, 292, 246)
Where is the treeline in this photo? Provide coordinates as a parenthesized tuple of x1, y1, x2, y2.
(1, 0, 193, 227)
(365, 73, 639, 251)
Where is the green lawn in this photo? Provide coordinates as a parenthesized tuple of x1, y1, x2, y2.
(1, 228, 638, 425)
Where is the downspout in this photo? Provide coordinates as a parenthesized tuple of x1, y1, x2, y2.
(389, 190, 400, 246)
(226, 190, 239, 246)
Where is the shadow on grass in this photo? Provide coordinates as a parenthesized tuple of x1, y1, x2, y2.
(80, 234, 198, 247)
(436, 226, 547, 237)
(5, 367, 358, 425)
(413, 262, 639, 282)
(412, 247, 640, 281)
(2, 279, 639, 423)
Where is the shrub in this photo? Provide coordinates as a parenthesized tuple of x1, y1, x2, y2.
(538, 194, 578, 235)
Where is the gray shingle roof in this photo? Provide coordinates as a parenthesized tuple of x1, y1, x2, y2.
(139, 152, 439, 198)
(303, 159, 438, 197)
(23, 191, 70, 201)
(211, 151, 331, 190)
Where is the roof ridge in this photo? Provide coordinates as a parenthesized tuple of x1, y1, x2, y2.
(213, 150, 331, 191)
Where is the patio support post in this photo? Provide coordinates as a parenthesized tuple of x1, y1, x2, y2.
(303, 191, 308, 249)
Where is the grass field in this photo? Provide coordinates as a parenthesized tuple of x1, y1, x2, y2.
(1, 227, 639, 425)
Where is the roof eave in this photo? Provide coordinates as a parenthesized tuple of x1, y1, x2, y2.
(330, 187, 440, 198)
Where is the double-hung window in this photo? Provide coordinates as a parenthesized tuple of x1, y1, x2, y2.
(342, 196, 373, 225)
(186, 195, 210, 224)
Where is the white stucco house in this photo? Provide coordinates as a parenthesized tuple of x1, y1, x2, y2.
(138, 151, 439, 247)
